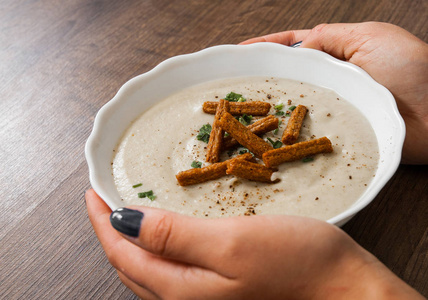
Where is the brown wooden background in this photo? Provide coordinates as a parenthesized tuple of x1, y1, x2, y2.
(1, 0, 427, 299)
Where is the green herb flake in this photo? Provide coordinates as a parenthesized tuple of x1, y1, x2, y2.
(238, 114, 253, 126)
(267, 137, 283, 149)
(191, 161, 202, 168)
(274, 103, 284, 111)
(289, 105, 296, 111)
(225, 92, 246, 102)
(132, 183, 142, 188)
(138, 190, 156, 201)
(238, 148, 254, 156)
(273, 119, 282, 135)
(274, 103, 285, 116)
(302, 157, 314, 163)
(238, 148, 249, 154)
(196, 123, 212, 143)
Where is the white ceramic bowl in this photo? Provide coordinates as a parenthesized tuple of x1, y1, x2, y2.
(85, 43, 405, 226)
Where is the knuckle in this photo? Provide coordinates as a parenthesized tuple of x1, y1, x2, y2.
(148, 214, 174, 256)
(216, 221, 246, 260)
(221, 240, 242, 262)
(307, 24, 330, 46)
(312, 23, 328, 35)
(104, 244, 122, 270)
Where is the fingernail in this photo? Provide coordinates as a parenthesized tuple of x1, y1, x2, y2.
(290, 41, 302, 48)
(110, 208, 144, 237)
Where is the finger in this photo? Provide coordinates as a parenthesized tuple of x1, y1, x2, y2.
(86, 190, 231, 297)
(109, 205, 260, 275)
(86, 189, 123, 249)
(117, 270, 160, 300)
(239, 29, 311, 45)
(86, 190, 180, 289)
(110, 206, 230, 268)
(86, 190, 159, 289)
(300, 23, 370, 61)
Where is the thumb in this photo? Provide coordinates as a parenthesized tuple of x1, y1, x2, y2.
(109, 206, 236, 269)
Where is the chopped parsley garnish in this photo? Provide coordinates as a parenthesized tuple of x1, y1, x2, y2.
(273, 119, 282, 135)
(225, 92, 246, 102)
(267, 137, 283, 149)
(132, 183, 142, 188)
(302, 157, 314, 163)
(238, 148, 250, 154)
(274, 103, 285, 116)
(289, 105, 296, 111)
(191, 161, 202, 168)
(138, 190, 156, 201)
(197, 123, 212, 143)
(238, 114, 253, 126)
(274, 103, 284, 110)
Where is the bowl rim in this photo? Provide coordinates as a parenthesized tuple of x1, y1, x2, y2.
(85, 43, 405, 225)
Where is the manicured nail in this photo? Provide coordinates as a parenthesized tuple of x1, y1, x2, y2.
(290, 41, 302, 48)
(110, 208, 144, 237)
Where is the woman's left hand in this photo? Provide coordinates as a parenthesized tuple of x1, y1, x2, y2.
(85, 189, 423, 300)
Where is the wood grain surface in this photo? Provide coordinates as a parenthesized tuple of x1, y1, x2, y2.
(1, 0, 427, 299)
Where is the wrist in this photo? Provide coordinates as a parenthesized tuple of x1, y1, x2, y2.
(312, 248, 424, 300)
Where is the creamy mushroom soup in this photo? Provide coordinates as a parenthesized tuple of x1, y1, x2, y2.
(112, 77, 379, 220)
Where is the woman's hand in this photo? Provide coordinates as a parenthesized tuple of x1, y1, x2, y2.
(86, 189, 424, 299)
(241, 22, 428, 164)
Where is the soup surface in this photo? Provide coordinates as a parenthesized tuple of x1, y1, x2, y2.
(112, 77, 379, 220)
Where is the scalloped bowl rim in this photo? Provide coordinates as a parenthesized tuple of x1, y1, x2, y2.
(85, 43, 405, 226)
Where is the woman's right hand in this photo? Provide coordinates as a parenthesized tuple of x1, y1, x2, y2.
(241, 22, 428, 164)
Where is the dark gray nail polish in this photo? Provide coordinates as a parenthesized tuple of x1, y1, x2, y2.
(290, 41, 302, 48)
(110, 208, 144, 237)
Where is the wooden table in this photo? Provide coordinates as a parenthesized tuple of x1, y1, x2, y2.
(1, 0, 427, 298)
